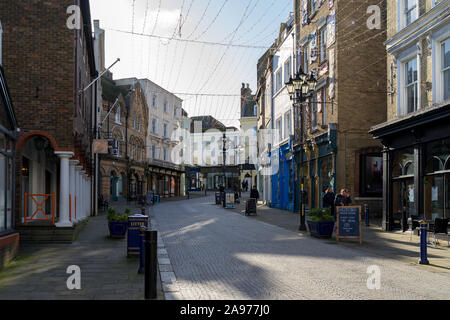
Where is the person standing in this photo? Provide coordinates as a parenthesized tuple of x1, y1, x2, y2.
(344, 189, 352, 206)
(250, 185, 260, 200)
(334, 189, 347, 207)
(323, 187, 335, 217)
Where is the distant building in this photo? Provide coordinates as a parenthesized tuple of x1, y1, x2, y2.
(116, 77, 185, 198)
(240, 83, 258, 190)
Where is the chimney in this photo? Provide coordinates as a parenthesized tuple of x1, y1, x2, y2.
(0, 20, 3, 66)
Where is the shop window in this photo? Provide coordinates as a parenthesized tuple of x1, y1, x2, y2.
(360, 154, 383, 197)
(392, 148, 414, 177)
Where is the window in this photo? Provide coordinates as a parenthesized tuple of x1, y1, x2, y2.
(442, 38, 450, 101)
(152, 119, 157, 134)
(137, 117, 141, 132)
(152, 145, 159, 159)
(404, 0, 418, 27)
(360, 154, 383, 197)
(284, 58, 291, 84)
(253, 105, 257, 116)
(320, 26, 327, 62)
(164, 100, 168, 113)
(276, 69, 282, 92)
(311, 94, 318, 130)
(152, 95, 157, 108)
(405, 58, 418, 114)
(163, 123, 168, 138)
(115, 106, 121, 124)
(132, 115, 136, 129)
(277, 118, 282, 141)
(321, 88, 327, 125)
(163, 148, 168, 161)
(303, 44, 309, 74)
(174, 106, 177, 116)
(284, 111, 291, 139)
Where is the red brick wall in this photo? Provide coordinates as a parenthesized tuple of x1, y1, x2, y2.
(0, 233, 19, 270)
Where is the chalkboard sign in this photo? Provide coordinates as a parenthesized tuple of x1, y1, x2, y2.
(336, 206, 362, 244)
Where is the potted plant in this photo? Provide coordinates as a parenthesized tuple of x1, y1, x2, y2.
(107, 206, 129, 238)
(306, 207, 335, 239)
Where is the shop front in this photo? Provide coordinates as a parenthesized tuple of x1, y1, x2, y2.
(0, 65, 19, 269)
(370, 102, 450, 231)
(271, 141, 295, 211)
(295, 126, 337, 213)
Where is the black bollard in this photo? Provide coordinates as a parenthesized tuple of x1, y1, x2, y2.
(144, 230, 158, 299)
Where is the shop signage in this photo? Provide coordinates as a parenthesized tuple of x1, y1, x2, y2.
(336, 206, 362, 244)
(225, 192, 235, 209)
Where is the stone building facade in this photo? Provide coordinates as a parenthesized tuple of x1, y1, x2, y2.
(98, 73, 149, 203)
(370, 0, 449, 231)
(0, 0, 96, 241)
(293, 0, 387, 215)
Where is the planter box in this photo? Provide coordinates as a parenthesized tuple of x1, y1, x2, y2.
(108, 221, 128, 239)
(307, 220, 335, 239)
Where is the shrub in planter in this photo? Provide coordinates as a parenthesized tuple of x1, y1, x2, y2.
(307, 207, 335, 238)
(107, 207, 129, 238)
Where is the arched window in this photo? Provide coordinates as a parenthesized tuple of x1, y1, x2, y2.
(115, 106, 121, 124)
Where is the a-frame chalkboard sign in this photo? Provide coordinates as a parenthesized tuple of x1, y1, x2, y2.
(336, 206, 362, 244)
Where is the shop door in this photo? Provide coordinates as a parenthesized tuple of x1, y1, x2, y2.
(393, 178, 415, 229)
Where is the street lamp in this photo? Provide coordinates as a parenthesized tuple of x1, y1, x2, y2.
(286, 68, 317, 231)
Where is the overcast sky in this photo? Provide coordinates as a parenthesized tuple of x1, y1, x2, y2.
(90, 0, 293, 128)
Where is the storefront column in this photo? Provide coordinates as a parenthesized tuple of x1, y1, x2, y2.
(69, 160, 78, 223)
(79, 170, 86, 220)
(75, 166, 82, 221)
(55, 152, 74, 227)
(382, 148, 392, 231)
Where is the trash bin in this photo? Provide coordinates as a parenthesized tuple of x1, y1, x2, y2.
(245, 198, 257, 216)
(215, 192, 221, 205)
(153, 194, 160, 204)
(127, 214, 149, 257)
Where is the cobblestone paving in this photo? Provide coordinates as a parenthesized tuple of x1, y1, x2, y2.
(0, 204, 163, 300)
(153, 195, 450, 300)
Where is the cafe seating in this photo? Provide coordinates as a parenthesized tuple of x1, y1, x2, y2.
(431, 218, 449, 247)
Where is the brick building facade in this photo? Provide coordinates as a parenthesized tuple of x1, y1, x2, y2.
(0, 0, 97, 240)
(293, 0, 387, 215)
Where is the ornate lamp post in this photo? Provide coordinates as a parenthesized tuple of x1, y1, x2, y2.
(285, 68, 317, 231)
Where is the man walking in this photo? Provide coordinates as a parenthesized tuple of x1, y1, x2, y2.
(323, 187, 335, 217)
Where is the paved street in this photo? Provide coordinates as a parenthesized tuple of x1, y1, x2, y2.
(0, 203, 163, 300)
(153, 195, 450, 300)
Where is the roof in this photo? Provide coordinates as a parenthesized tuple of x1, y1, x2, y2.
(190, 116, 227, 133)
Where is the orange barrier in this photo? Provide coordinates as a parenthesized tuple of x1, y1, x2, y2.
(24, 192, 56, 225)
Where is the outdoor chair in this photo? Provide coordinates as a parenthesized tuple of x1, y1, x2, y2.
(431, 218, 449, 247)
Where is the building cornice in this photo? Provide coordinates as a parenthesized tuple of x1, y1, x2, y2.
(386, 2, 450, 55)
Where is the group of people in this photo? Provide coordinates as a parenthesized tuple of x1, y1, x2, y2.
(323, 188, 352, 218)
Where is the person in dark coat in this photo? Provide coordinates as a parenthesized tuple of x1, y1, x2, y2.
(344, 189, 352, 206)
(250, 185, 260, 200)
(323, 187, 335, 217)
(334, 189, 347, 207)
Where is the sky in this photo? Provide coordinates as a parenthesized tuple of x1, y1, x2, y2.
(90, 0, 293, 128)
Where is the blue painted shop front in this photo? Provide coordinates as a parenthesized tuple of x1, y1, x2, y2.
(271, 140, 295, 212)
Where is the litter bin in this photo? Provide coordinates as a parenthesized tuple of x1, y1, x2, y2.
(215, 192, 221, 205)
(245, 198, 257, 216)
(127, 214, 149, 257)
(153, 194, 160, 204)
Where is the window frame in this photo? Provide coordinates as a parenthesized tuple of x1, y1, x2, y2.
(115, 106, 121, 124)
(360, 153, 383, 197)
(404, 57, 419, 114)
(320, 26, 327, 63)
(440, 37, 450, 101)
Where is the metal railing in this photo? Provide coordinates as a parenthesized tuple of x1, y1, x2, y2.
(24, 193, 56, 225)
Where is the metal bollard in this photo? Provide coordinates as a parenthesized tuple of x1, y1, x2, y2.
(138, 226, 146, 274)
(418, 221, 429, 265)
(364, 204, 370, 227)
(144, 230, 158, 299)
